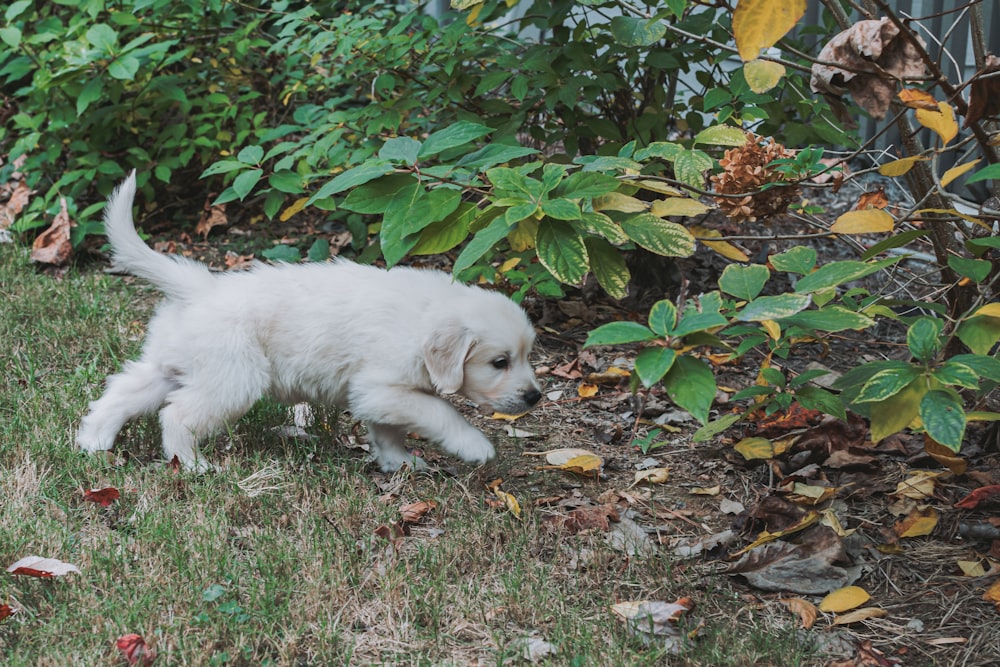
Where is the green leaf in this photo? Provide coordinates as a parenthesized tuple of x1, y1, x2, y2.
(452, 215, 513, 275)
(381, 186, 462, 266)
(584, 322, 657, 347)
(341, 174, 415, 214)
(0, 26, 21, 49)
(232, 169, 263, 200)
(418, 121, 492, 158)
(782, 306, 875, 332)
(672, 149, 713, 189)
(868, 378, 923, 441)
(379, 136, 422, 165)
(692, 413, 742, 442)
(76, 78, 103, 116)
(262, 244, 301, 263)
(770, 246, 817, 274)
(5, 0, 31, 21)
(541, 198, 582, 220)
(609, 15, 666, 46)
(635, 348, 677, 387)
(648, 300, 678, 336)
(861, 229, 928, 260)
(949, 353, 1000, 382)
(556, 172, 621, 199)
(108, 54, 139, 80)
(855, 366, 921, 403)
(907, 317, 943, 363)
(580, 212, 628, 244)
(920, 390, 966, 451)
(674, 293, 729, 337)
(931, 360, 980, 390)
(948, 255, 991, 282)
(663, 356, 716, 425)
(795, 257, 900, 293)
(693, 125, 748, 147)
(86, 23, 117, 53)
(536, 219, 588, 285)
(200, 160, 247, 178)
(966, 162, 1000, 184)
(411, 202, 477, 256)
(619, 213, 695, 257)
(956, 315, 1000, 355)
(736, 294, 811, 322)
(719, 264, 770, 301)
(268, 170, 305, 194)
(795, 386, 846, 421)
(310, 161, 394, 203)
(237, 145, 264, 165)
(633, 142, 682, 161)
(585, 236, 630, 300)
(456, 143, 537, 170)
(573, 155, 643, 172)
(307, 238, 330, 262)
(487, 167, 534, 197)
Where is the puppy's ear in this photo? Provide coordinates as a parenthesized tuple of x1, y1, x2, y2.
(424, 322, 475, 395)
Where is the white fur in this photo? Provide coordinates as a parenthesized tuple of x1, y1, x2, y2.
(77, 171, 541, 472)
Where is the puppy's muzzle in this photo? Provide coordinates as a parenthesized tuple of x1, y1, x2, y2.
(523, 387, 542, 407)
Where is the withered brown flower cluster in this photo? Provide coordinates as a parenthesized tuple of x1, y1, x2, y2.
(710, 132, 801, 223)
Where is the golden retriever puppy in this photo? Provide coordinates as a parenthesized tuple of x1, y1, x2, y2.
(77, 171, 541, 472)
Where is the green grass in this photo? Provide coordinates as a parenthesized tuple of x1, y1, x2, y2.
(0, 243, 821, 666)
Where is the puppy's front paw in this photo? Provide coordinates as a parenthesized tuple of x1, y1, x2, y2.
(457, 435, 496, 467)
(76, 426, 112, 453)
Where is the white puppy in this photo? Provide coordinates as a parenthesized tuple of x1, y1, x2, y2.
(77, 171, 541, 472)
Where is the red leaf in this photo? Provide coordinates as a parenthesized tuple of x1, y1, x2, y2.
(6, 556, 81, 577)
(0, 604, 14, 621)
(117, 633, 156, 666)
(83, 487, 121, 507)
(955, 485, 1000, 509)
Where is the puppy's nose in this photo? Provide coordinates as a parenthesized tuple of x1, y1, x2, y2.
(523, 388, 542, 406)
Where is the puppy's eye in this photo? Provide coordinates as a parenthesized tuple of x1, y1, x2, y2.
(491, 357, 509, 370)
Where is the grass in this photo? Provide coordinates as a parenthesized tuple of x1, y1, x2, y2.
(0, 242, 822, 666)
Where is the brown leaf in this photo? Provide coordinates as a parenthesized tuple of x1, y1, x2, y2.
(810, 18, 928, 120)
(399, 500, 436, 524)
(82, 487, 120, 507)
(726, 526, 853, 594)
(780, 597, 818, 629)
(897, 88, 939, 110)
(853, 187, 889, 211)
(965, 54, 1000, 128)
(544, 504, 619, 534)
(0, 180, 31, 230)
(195, 203, 227, 238)
(0, 604, 14, 622)
(374, 520, 409, 548)
(116, 633, 156, 666)
(7, 555, 81, 577)
(30, 197, 73, 266)
(984, 578, 1000, 612)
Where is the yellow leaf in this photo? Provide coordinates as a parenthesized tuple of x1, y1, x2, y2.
(493, 487, 521, 518)
(895, 505, 938, 538)
(915, 101, 958, 145)
(785, 482, 836, 506)
(983, 578, 1000, 611)
(524, 448, 599, 466)
(593, 192, 647, 213)
(508, 218, 538, 252)
(633, 180, 684, 197)
(869, 378, 923, 442)
(924, 437, 966, 475)
(820, 508, 855, 537)
(464, 2, 483, 26)
(940, 159, 981, 188)
(830, 209, 895, 234)
(833, 607, 887, 625)
(650, 197, 711, 217)
(894, 470, 940, 500)
(818, 586, 870, 613)
(491, 411, 530, 421)
(632, 468, 670, 486)
(578, 382, 599, 398)
(780, 597, 818, 629)
(498, 256, 521, 273)
(744, 58, 786, 93)
(760, 319, 781, 340)
(898, 88, 939, 110)
(732, 0, 806, 61)
(538, 454, 603, 478)
(279, 197, 309, 222)
(958, 560, 986, 577)
(878, 155, 929, 177)
(974, 302, 1000, 319)
(734, 436, 777, 460)
(690, 485, 721, 496)
(690, 225, 749, 262)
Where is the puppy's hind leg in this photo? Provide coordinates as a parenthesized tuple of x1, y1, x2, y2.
(77, 361, 176, 454)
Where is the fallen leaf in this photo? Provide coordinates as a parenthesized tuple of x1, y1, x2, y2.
(538, 454, 603, 478)
(116, 633, 156, 666)
(632, 468, 670, 486)
(957, 560, 986, 577)
(672, 529, 735, 558)
(780, 597, 818, 629)
(0, 604, 13, 622)
(493, 488, 522, 519)
(7, 555, 81, 578)
(509, 635, 557, 662)
(525, 448, 599, 466)
(819, 585, 870, 613)
(30, 197, 73, 266)
(606, 515, 655, 556)
(399, 500, 436, 524)
(0, 180, 31, 229)
(727, 526, 853, 594)
(577, 382, 599, 398)
(373, 520, 409, 548)
(924, 436, 966, 475)
(585, 367, 630, 384)
(832, 606, 887, 624)
(690, 485, 721, 496)
(894, 505, 938, 538)
(611, 598, 694, 653)
(983, 578, 1000, 612)
(734, 510, 821, 555)
(955, 485, 1000, 509)
(82, 487, 120, 507)
(894, 470, 939, 500)
(734, 436, 785, 460)
(195, 203, 227, 237)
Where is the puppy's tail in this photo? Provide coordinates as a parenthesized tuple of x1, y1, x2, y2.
(103, 170, 213, 300)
